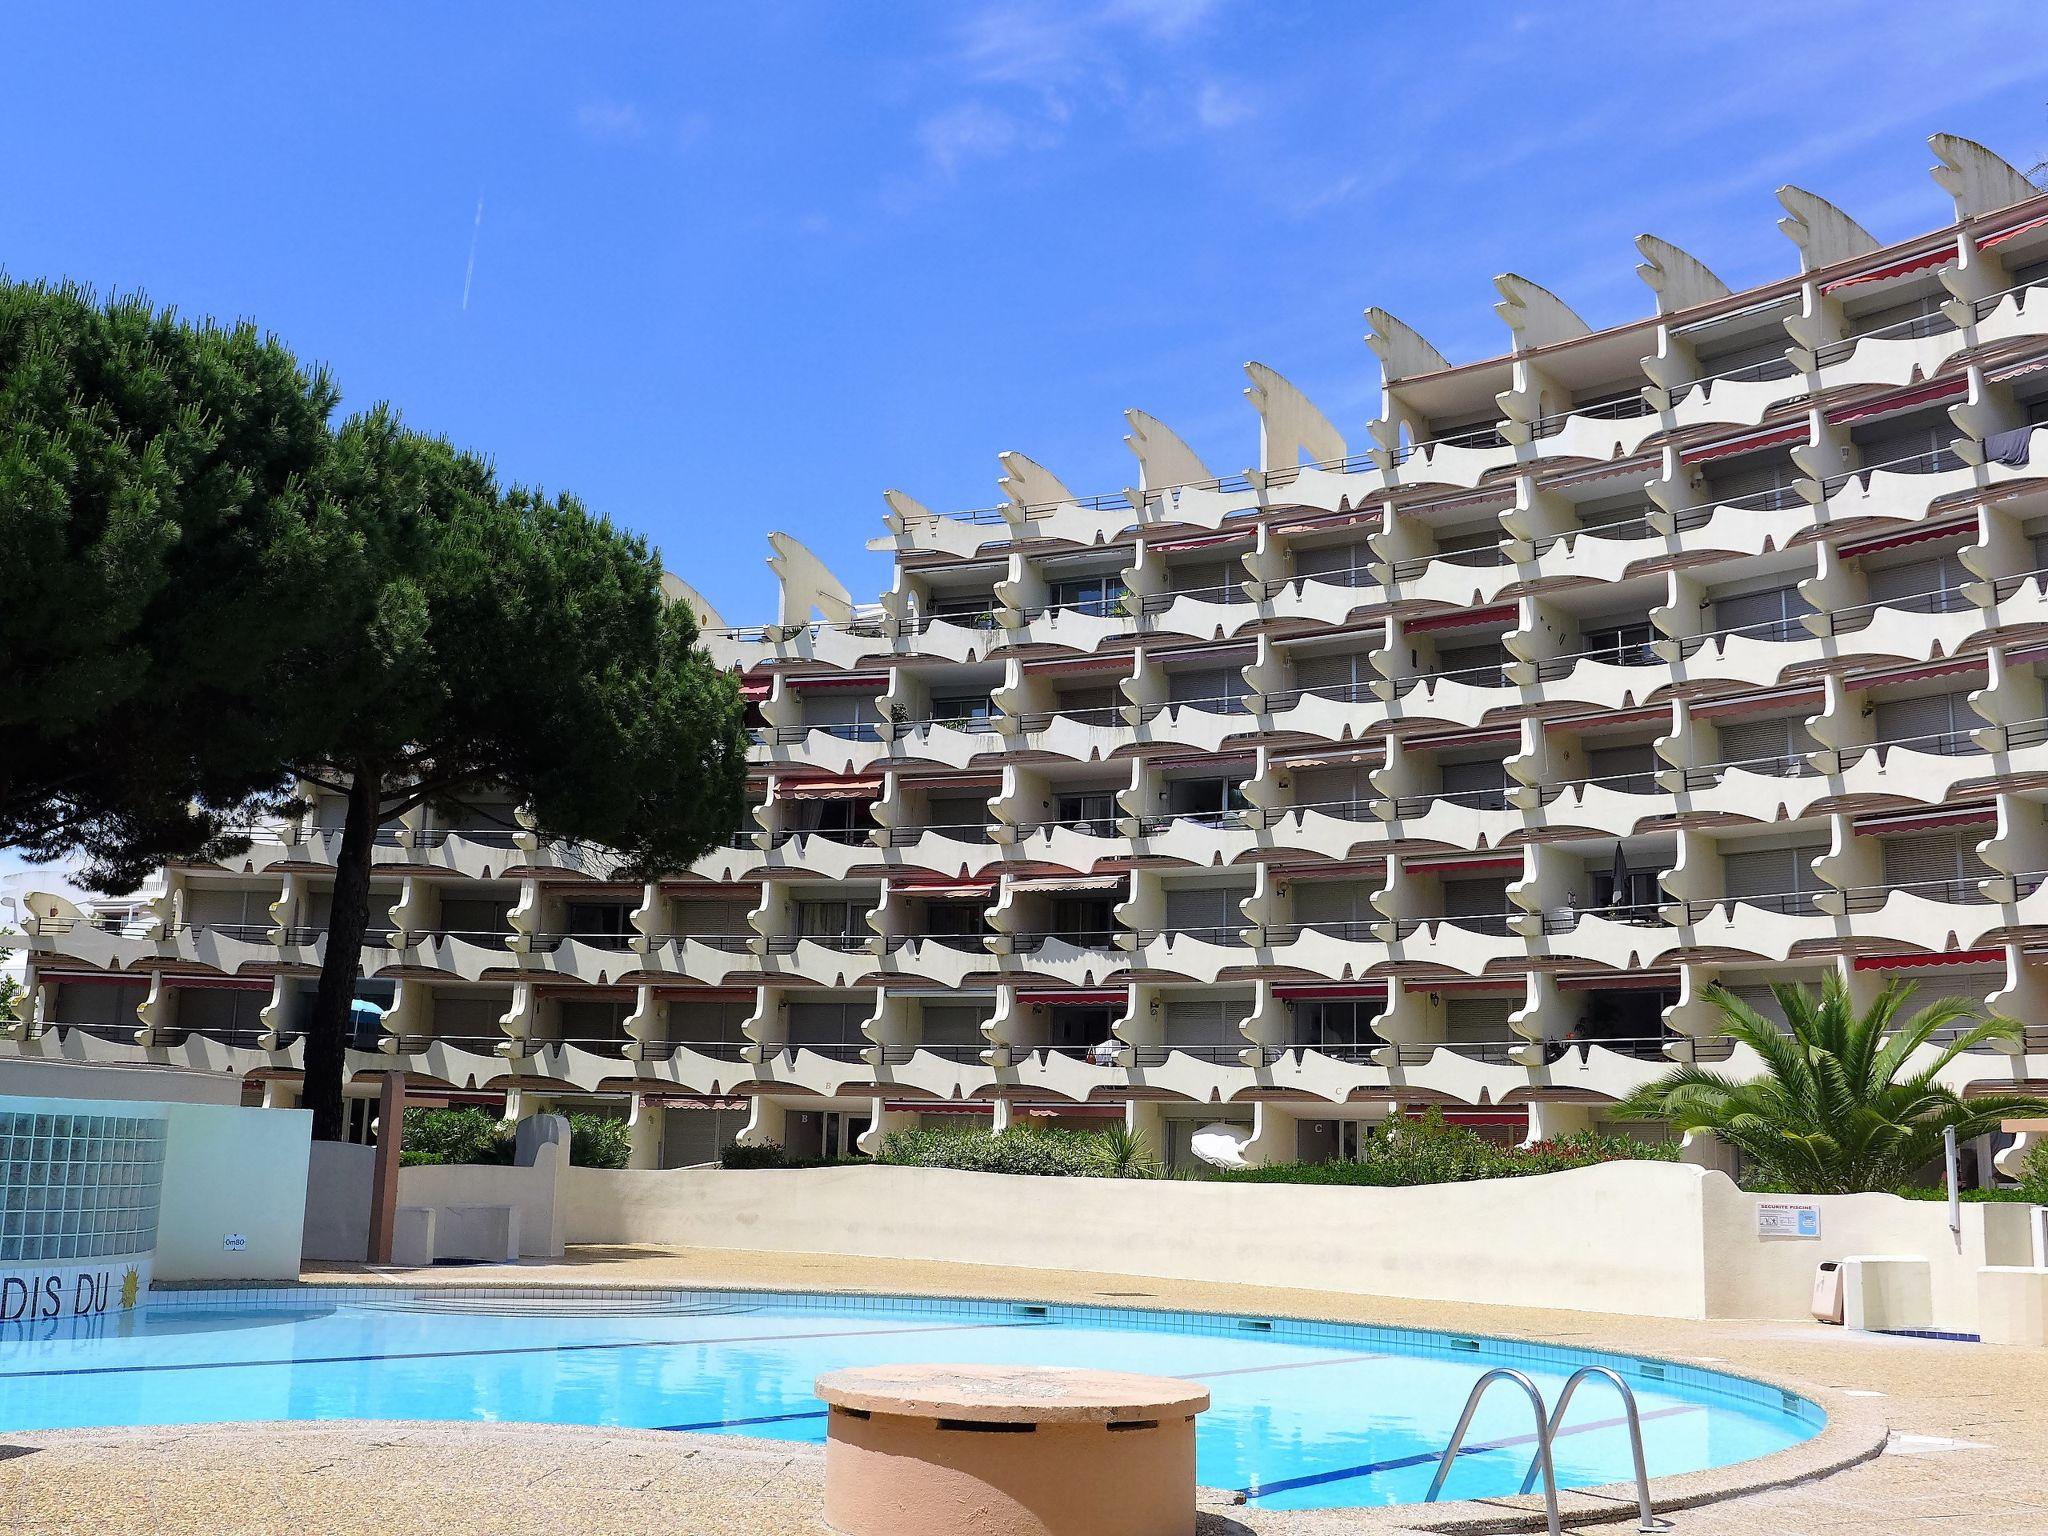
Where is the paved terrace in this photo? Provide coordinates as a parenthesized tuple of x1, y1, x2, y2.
(2, 1246, 2042, 1535)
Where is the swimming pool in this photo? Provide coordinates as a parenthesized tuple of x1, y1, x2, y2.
(0, 1287, 1821, 1511)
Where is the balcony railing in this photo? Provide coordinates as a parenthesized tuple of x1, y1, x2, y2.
(877, 821, 997, 845)
(1819, 584, 1977, 635)
(1539, 902, 1666, 934)
(1811, 306, 1957, 369)
(1679, 749, 1817, 790)
(1526, 392, 1658, 439)
(1678, 889, 1822, 922)
(1383, 659, 1511, 695)
(1005, 929, 1122, 953)
(1535, 769, 1660, 802)
(1533, 639, 1660, 679)
(1816, 444, 1967, 500)
(1134, 809, 1253, 835)
(1834, 725, 1986, 765)
(1665, 352, 1800, 406)
(1837, 875, 1993, 912)
(1141, 581, 1254, 611)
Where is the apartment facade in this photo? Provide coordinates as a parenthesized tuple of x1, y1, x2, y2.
(11, 132, 2048, 1170)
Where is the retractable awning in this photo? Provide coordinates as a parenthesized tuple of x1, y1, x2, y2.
(1824, 376, 1967, 426)
(1980, 211, 2048, 249)
(1018, 988, 1127, 1006)
(1680, 421, 1808, 465)
(786, 673, 887, 692)
(1404, 854, 1522, 875)
(1836, 518, 1975, 559)
(1148, 530, 1254, 553)
(1820, 245, 1955, 293)
(1272, 982, 1387, 1000)
(1853, 949, 2002, 971)
(1406, 603, 1516, 633)
(1852, 805, 1996, 836)
(1010, 873, 1126, 894)
(780, 778, 881, 801)
(893, 881, 995, 899)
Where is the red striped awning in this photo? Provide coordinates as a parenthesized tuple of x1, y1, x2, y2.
(1680, 421, 1808, 465)
(1017, 989, 1126, 1006)
(1271, 508, 1378, 535)
(739, 678, 771, 702)
(1980, 212, 2048, 250)
(164, 975, 273, 992)
(1546, 704, 1669, 734)
(1422, 977, 1526, 993)
(786, 672, 888, 692)
(1272, 982, 1387, 1000)
(1853, 948, 2002, 971)
(1400, 726, 1519, 751)
(1147, 530, 1254, 553)
(1852, 806, 1996, 836)
(885, 1100, 995, 1114)
(1277, 859, 1386, 881)
(1688, 686, 1825, 721)
(779, 778, 881, 801)
(1836, 518, 1975, 559)
(899, 773, 1004, 790)
(1407, 603, 1516, 633)
(1820, 245, 1955, 293)
(1021, 653, 1132, 676)
(1824, 376, 1968, 426)
(1557, 972, 1679, 992)
(1404, 853, 1522, 875)
(1845, 655, 1986, 691)
(1010, 873, 1125, 894)
(38, 971, 152, 986)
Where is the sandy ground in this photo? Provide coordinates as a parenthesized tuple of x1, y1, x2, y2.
(2, 1243, 2043, 1535)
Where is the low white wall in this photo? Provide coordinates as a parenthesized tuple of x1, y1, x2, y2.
(563, 1162, 2037, 1329)
(565, 1161, 1715, 1319)
(1702, 1182, 2039, 1333)
(303, 1141, 376, 1263)
(0, 1058, 241, 1105)
(155, 1101, 312, 1282)
(400, 1145, 566, 1259)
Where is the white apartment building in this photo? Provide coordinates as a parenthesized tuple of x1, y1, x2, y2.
(11, 132, 2048, 1170)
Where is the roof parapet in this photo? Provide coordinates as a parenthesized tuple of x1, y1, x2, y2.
(766, 531, 855, 627)
(659, 572, 727, 632)
(1634, 234, 1731, 315)
(1776, 185, 1879, 272)
(997, 451, 1075, 511)
(1242, 362, 1345, 475)
(1929, 132, 2039, 222)
(1122, 409, 1213, 493)
(882, 488, 933, 531)
(1363, 308, 1450, 384)
(1492, 274, 1591, 354)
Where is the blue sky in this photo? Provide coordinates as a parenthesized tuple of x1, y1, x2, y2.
(4, 0, 2046, 628)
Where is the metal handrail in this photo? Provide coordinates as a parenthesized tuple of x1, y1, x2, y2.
(1516, 1366, 1671, 1533)
(1425, 1368, 1561, 1535)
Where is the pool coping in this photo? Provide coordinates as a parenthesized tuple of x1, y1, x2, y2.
(134, 1276, 1891, 1530)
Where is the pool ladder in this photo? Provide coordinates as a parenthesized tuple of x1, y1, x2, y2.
(1423, 1366, 1673, 1536)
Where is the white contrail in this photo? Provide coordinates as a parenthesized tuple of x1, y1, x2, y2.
(461, 196, 484, 311)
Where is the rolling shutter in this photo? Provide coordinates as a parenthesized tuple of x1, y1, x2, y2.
(1440, 758, 1509, 798)
(1445, 997, 1517, 1043)
(1723, 985, 1787, 1029)
(1294, 651, 1366, 694)
(670, 998, 750, 1042)
(1713, 585, 1810, 634)
(1880, 830, 1990, 888)
(919, 1004, 991, 1047)
(1722, 846, 1826, 898)
(1164, 887, 1245, 935)
(1167, 668, 1240, 704)
(1588, 744, 1656, 779)
(1873, 692, 1964, 745)
(1441, 876, 1511, 918)
(1295, 541, 1372, 578)
(1866, 554, 1966, 604)
(787, 999, 864, 1043)
(1294, 880, 1375, 925)
(1292, 766, 1373, 806)
(1169, 561, 1232, 595)
(1715, 716, 1800, 765)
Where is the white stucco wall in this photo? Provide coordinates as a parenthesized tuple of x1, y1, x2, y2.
(562, 1162, 2037, 1329)
(153, 1101, 312, 1282)
(400, 1144, 567, 1259)
(565, 1161, 1716, 1319)
(0, 1057, 241, 1105)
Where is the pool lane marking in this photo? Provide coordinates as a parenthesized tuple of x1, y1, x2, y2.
(656, 1408, 830, 1433)
(648, 1352, 1394, 1434)
(1186, 1351, 1386, 1379)
(0, 1318, 1051, 1383)
(1240, 1401, 1706, 1499)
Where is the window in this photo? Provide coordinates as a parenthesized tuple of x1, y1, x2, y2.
(1049, 575, 1127, 616)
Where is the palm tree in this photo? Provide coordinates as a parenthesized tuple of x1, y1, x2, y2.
(1618, 972, 2048, 1194)
(1088, 1122, 1161, 1179)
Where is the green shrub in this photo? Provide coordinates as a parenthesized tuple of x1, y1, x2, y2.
(398, 1107, 633, 1168)
(1211, 1111, 1679, 1188)
(565, 1113, 631, 1170)
(2020, 1139, 2048, 1205)
(875, 1123, 1165, 1179)
(400, 1107, 513, 1167)
(717, 1140, 866, 1170)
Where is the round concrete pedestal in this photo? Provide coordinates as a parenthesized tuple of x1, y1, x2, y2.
(815, 1363, 1209, 1536)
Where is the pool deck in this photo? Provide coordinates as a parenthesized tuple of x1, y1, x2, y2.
(3, 1243, 2044, 1535)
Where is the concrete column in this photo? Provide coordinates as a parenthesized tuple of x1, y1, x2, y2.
(991, 1096, 1013, 1134)
(1522, 1100, 1594, 1146)
(366, 1072, 407, 1265)
(627, 1094, 665, 1169)
(1123, 1098, 1167, 1162)
(259, 1078, 299, 1111)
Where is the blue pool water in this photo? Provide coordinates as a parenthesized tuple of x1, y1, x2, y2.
(0, 1288, 1820, 1510)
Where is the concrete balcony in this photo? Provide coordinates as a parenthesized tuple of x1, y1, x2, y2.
(870, 935, 991, 989)
(879, 721, 1006, 771)
(1375, 791, 1522, 851)
(1378, 914, 1525, 975)
(1122, 809, 1263, 866)
(755, 831, 874, 883)
(1673, 893, 1837, 962)
(1121, 927, 1250, 983)
(1654, 361, 1803, 434)
(982, 932, 1128, 988)
(750, 724, 891, 778)
(1378, 550, 1517, 611)
(1253, 571, 1381, 629)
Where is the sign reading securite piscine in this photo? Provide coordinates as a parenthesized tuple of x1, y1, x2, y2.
(0, 1260, 150, 1321)
(1755, 1201, 1822, 1239)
